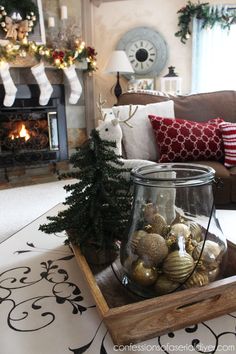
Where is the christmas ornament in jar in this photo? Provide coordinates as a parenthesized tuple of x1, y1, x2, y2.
(120, 163, 227, 298)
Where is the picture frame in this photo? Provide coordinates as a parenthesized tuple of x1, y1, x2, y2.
(0, 0, 46, 44)
(29, 0, 46, 44)
(136, 78, 155, 91)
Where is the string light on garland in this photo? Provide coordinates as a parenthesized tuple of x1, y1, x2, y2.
(0, 39, 97, 72)
(0, 1, 97, 72)
(175, 1, 236, 43)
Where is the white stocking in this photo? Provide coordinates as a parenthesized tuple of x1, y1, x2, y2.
(0, 62, 17, 107)
(63, 65, 82, 104)
(31, 62, 53, 106)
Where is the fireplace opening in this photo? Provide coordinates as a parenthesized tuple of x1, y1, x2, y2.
(0, 84, 68, 167)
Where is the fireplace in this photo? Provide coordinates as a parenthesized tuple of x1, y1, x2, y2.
(0, 84, 68, 168)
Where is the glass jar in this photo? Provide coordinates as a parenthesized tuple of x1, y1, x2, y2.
(120, 163, 227, 298)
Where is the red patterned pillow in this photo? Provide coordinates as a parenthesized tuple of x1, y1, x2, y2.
(219, 122, 236, 167)
(148, 116, 224, 163)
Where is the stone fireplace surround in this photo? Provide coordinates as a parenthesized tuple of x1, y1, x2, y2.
(0, 67, 87, 188)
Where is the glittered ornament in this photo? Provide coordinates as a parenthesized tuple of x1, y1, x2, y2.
(149, 213, 167, 235)
(143, 203, 157, 224)
(184, 270, 209, 288)
(154, 274, 180, 295)
(192, 240, 222, 269)
(189, 222, 203, 242)
(163, 250, 195, 282)
(136, 233, 168, 266)
(130, 230, 147, 253)
(170, 223, 191, 239)
(131, 259, 158, 286)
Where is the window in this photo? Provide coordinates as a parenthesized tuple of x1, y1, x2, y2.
(192, 6, 236, 93)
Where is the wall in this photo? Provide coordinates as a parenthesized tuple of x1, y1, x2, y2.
(42, 0, 86, 154)
(93, 0, 235, 108)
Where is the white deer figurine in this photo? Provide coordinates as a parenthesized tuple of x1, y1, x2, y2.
(96, 95, 176, 223)
(96, 95, 156, 174)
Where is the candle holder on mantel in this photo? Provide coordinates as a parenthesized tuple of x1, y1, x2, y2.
(47, 5, 81, 50)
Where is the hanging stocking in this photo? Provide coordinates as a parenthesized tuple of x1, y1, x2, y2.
(63, 65, 82, 104)
(0, 62, 17, 107)
(31, 62, 53, 106)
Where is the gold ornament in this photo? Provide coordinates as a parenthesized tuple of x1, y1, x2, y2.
(165, 234, 178, 249)
(192, 240, 222, 269)
(208, 266, 220, 282)
(184, 270, 209, 288)
(149, 213, 167, 235)
(130, 230, 147, 253)
(170, 223, 191, 239)
(143, 203, 157, 223)
(136, 233, 168, 266)
(131, 259, 158, 287)
(171, 211, 188, 225)
(154, 274, 180, 295)
(162, 224, 171, 237)
(189, 222, 203, 242)
(185, 238, 198, 255)
(144, 224, 153, 233)
(163, 250, 195, 282)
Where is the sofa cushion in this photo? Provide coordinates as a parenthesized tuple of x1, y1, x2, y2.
(219, 122, 236, 167)
(149, 116, 224, 163)
(118, 91, 236, 123)
(193, 161, 231, 205)
(229, 166, 236, 202)
(112, 101, 175, 161)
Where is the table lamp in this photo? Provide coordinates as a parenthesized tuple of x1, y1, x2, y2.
(104, 50, 134, 100)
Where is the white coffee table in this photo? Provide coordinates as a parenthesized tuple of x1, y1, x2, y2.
(0, 205, 236, 354)
(216, 209, 236, 244)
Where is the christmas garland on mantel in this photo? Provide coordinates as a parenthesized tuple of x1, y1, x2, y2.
(175, 1, 236, 43)
(0, 1, 97, 72)
(0, 40, 97, 72)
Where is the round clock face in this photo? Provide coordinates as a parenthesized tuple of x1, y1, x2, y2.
(117, 27, 168, 79)
(127, 39, 157, 75)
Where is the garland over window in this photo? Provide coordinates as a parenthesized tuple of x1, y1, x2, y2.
(175, 1, 236, 43)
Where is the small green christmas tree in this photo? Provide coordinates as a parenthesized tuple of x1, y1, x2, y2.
(39, 129, 132, 253)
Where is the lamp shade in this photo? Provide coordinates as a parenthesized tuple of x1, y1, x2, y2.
(104, 50, 134, 74)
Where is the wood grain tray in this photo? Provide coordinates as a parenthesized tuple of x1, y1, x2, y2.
(72, 241, 236, 345)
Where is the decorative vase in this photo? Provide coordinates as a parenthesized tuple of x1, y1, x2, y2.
(120, 163, 227, 298)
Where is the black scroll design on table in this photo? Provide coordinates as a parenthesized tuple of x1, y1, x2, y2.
(69, 321, 108, 354)
(158, 320, 236, 354)
(0, 243, 94, 332)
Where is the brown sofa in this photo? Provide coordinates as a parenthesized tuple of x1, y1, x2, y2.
(117, 90, 236, 207)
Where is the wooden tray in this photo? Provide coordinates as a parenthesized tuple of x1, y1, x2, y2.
(72, 241, 236, 345)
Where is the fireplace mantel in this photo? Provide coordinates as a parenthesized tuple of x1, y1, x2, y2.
(8, 55, 88, 70)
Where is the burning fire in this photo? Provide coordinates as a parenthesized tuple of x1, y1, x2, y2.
(10, 124, 30, 141)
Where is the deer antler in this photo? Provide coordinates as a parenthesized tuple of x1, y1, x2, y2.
(114, 104, 138, 128)
(96, 93, 107, 121)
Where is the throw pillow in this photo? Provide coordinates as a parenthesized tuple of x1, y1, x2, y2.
(219, 122, 236, 167)
(149, 116, 224, 163)
(112, 101, 175, 161)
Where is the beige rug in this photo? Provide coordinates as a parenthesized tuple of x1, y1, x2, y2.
(0, 180, 76, 242)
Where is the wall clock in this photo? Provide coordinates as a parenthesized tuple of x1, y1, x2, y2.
(116, 26, 168, 79)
